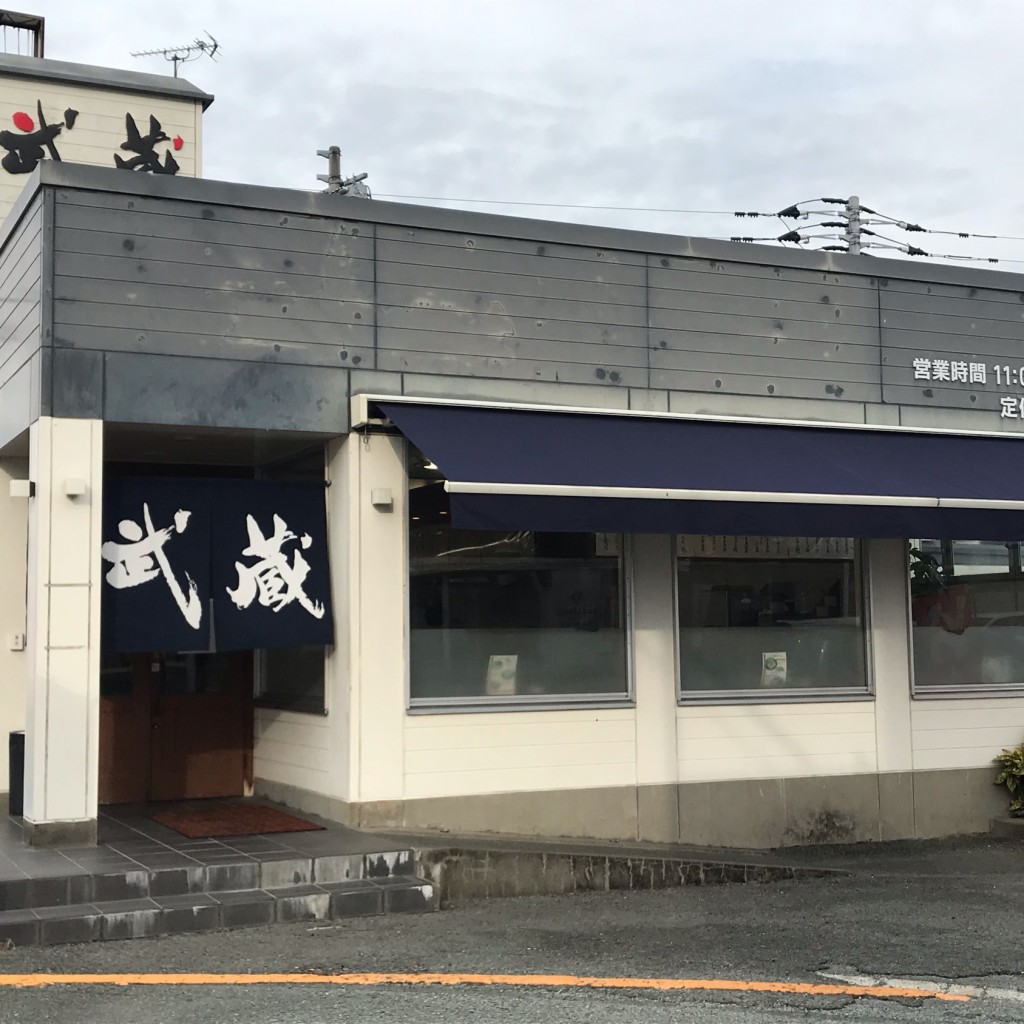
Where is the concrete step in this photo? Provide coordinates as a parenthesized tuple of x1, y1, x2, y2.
(0, 847, 417, 914)
(0, 875, 436, 947)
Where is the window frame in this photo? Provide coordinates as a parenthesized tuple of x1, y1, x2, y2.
(910, 539, 1024, 699)
(674, 535, 875, 706)
(404, 520, 636, 715)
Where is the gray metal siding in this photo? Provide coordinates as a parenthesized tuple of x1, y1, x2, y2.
(649, 257, 882, 403)
(376, 225, 649, 388)
(43, 178, 1024, 433)
(880, 277, 1024, 412)
(52, 190, 374, 370)
(0, 194, 42, 433)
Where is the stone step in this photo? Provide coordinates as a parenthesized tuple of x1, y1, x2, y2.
(0, 848, 416, 914)
(0, 876, 436, 947)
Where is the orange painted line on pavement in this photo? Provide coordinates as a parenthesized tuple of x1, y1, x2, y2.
(0, 972, 969, 1000)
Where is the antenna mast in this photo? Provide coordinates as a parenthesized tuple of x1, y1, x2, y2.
(131, 32, 220, 77)
(316, 146, 371, 198)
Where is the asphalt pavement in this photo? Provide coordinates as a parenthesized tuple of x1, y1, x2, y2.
(1, 835, 1022, 1023)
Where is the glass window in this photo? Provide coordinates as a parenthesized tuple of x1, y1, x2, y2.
(100, 652, 135, 697)
(256, 647, 327, 712)
(676, 536, 868, 701)
(408, 483, 629, 708)
(911, 539, 1024, 693)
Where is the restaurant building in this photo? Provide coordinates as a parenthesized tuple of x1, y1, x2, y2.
(0, 48, 1021, 848)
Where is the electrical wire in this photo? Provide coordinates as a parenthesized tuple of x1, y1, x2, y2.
(863, 207, 1024, 243)
(374, 191, 1024, 265)
(373, 194, 764, 216)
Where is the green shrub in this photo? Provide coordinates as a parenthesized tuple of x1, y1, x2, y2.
(993, 742, 1024, 816)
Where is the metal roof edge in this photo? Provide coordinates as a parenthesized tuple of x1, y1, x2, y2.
(35, 163, 1024, 295)
(0, 52, 214, 109)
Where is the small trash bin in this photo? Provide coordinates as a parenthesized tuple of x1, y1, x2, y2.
(8, 730, 24, 816)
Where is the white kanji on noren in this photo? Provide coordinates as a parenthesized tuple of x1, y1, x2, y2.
(226, 513, 325, 619)
(931, 359, 952, 381)
(100, 504, 203, 628)
(912, 358, 932, 380)
(950, 361, 969, 383)
(1000, 396, 1019, 418)
(969, 362, 987, 384)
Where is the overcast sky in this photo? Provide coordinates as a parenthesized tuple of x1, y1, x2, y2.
(15, 1, 1024, 267)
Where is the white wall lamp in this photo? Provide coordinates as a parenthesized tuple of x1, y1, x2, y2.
(370, 487, 394, 512)
(63, 479, 87, 498)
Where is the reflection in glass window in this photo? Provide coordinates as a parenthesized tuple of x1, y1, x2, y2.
(911, 539, 1024, 692)
(677, 537, 868, 700)
(408, 483, 628, 706)
(257, 647, 326, 712)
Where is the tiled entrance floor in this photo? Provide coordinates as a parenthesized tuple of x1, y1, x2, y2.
(0, 800, 433, 946)
(0, 801, 414, 883)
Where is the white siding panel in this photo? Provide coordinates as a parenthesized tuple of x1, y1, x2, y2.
(677, 703, 878, 781)
(404, 762, 633, 800)
(403, 709, 638, 798)
(404, 717, 634, 751)
(680, 751, 877, 782)
(254, 707, 332, 792)
(406, 740, 636, 775)
(911, 697, 1024, 770)
(253, 739, 330, 773)
(255, 717, 331, 751)
(680, 730, 874, 762)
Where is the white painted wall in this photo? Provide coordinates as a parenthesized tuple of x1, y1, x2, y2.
(911, 699, 1024, 770)
(0, 75, 202, 220)
(404, 709, 636, 798)
(676, 702, 878, 782)
(0, 456, 28, 794)
(24, 417, 102, 826)
(253, 707, 333, 794)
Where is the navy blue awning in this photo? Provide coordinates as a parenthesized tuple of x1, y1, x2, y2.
(376, 401, 1024, 539)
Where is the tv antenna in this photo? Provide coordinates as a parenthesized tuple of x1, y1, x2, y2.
(131, 32, 220, 77)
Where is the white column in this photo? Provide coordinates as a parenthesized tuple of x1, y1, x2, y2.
(632, 533, 679, 782)
(631, 533, 681, 839)
(340, 432, 406, 815)
(24, 417, 103, 845)
(868, 538, 913, 771)
(319, 437, 352, 805)
(0, 456, 29, 798)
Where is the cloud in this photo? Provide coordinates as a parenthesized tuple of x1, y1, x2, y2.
(23, 0, 1024, 263)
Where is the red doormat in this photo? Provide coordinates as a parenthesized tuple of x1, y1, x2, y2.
(151, 803, 325, 838)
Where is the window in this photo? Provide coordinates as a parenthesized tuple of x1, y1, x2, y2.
(408, 481, 629, 709)
(911, 539, 1024, 694)
(676, 536, 869, 702)
(256, 646, 327, 713)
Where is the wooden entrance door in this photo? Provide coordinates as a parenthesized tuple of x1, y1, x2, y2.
(99, 652, 253, 805)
